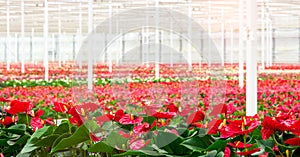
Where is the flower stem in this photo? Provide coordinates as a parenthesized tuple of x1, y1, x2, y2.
(272, 134, 284, 157)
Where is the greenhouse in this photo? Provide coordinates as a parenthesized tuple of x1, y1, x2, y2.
(0, 0, 300, 156)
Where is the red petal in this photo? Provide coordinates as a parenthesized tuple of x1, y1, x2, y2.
(285, 137, 300, 146)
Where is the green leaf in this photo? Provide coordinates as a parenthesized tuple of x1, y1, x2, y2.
(199, 150, 218, 157)
(17, 113, 31, 125)
(88, 142, 114, 153)
(4, 134, 30, 154)
(155, 131, 190, 155)
(113, 150, 162, 156)
(216, 151, 224, 157)
(35, 134, 60, 147)
(51, 124, 90, 153)
(18, 126, 51, 155)
(53, 122, 70, 135)
(206, 140, 228, 152)
(51, 133, 71, 149)
(253, 140, 276, 156)
(3, 124, 27, 135)
(84, 120, 100, 132)
(181, 135, 214, 151)
(104, 131, 128, 149)
(0, 139, 9, 146)
(156, 131, 179, 148)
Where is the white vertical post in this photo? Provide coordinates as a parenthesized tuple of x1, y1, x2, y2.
(31, 28, 34, 63)
(238, 0, 244, 88)
(52, 34, 55, 61)
(15, 33, 18, 63)
(261, 2, 265, 70)
(88, 0, 93, 90)
(230, 25, 234, 64)
(58, 5, 61, 67)
(170, 12, 173, 67)
(116, 6, 120, 66)
(266, 19, 270, 67)
(155, 0, 159, 78)
(108, 0, 112, 73)
(146, 0, 149, 67)
(208, 1, 211, 67)
(187, 0, 192, 71)
(6, 0, 10, 71)
(246, 0, 258, 116)
(269, 21, 273, 66)
(44, 0, 49, 81)
(142, 27, 145, 64)
(21, 0, 25, 73)
(221, 9, 225, 66)
(77, 1, 82, 68)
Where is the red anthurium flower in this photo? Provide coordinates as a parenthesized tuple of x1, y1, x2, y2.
(224, 147, 231, 157)
(228, 141, 253, 149)
(290, 120, 300, 135)
(113, 109, 125, 122)
(68, 107, 84, 126)
(30, 117, 44, 131)
(236, 148, 261, 156)
(151, 119, 169, 128)
(129, 139, 151, 150)
(119, 130, 131, 138)
(76, 102, 99, 116)
(119, 114, 143, 125)
(133, 123, 150, 134)
(34, 109, 44, 117)
(219, 117, 259, 138)
(152, 112, 176, 119)
(187, 110, 205, 125)
(209, 103, 227, 116)
(95, 114, 113, 126)
(0, 97, 9, 102)
(90, 133, 102, 142)
(6, 100, 33, 115)
(261, 116, 289, 140)
(167, 103, 178, 112)
(52, 102, 70, 113)
(284, 137, 300, 146)
(207, 119, 224, 135)
(30, 117, 53, 132)
(0, 116, 16, 126)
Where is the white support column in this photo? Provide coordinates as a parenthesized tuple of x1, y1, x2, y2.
(6, 0, 10, 71)
(266, 20, 270, 67)
(30, 28, 34, 62)
(230, 25, 234, 64)
(187, 0, 192, 71)
(87, 0, 93, 90)
(155, 0, 159, 78)
(221, 9, 225, 66)
(116, 6, 120, 66)
(21, 0, 25, 73)
(238, 0, 244, 88)
(15, 33, 18, 63)
(146, 0, 149, 67)
(261, 2, 265, 70)
(108, 0, 112, 73)
(58, 5, 62, 67)
(170, 12, 174, 67)
(77, 2, 82, 68)
(44, 0, 49, 81)
(269, 21, 273, 66)
(52, 34, 55, 61)
(246, 0, 258, 116)
(208, 1, 212, 67)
